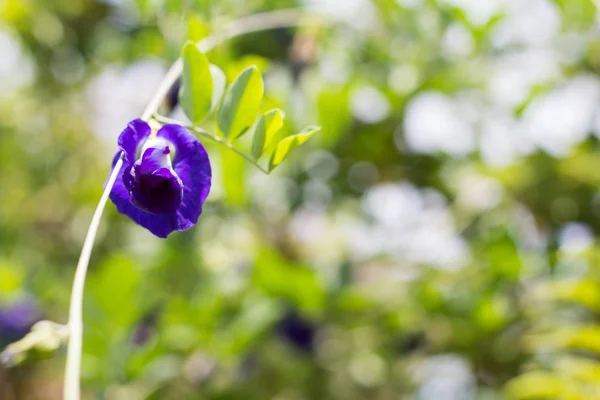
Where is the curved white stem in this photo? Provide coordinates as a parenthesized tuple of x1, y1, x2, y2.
(63, 9, 319, 400)
(63, 155, 123, 400)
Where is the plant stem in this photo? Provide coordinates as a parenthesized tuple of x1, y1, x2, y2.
(63, 9, 318, 400)
(63, 155, 123, 400)
(153, 114, 270, 174)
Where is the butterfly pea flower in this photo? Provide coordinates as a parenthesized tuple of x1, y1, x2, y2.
(109, 119, 211, 238)
(0, 298, 40, 344)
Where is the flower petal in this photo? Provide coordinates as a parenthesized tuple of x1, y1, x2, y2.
(157, 124, 212, 225)
(118, 119, 151, 163)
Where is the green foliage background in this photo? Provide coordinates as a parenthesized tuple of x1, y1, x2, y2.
(1, 0, 600, 399)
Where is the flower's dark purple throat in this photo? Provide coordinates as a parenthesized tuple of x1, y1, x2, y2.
(126, 144, 183, 214)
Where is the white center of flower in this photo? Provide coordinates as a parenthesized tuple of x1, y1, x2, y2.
(138, 137, 176, 165)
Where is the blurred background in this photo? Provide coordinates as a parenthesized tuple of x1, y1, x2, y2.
(1, 0, 600, 398)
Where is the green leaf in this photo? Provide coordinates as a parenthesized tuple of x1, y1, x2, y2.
(250, 116, 267, 160)
(180, 41, 213, 124)
(251, 109, 284, 159)
(263, 109, 285, 150)
(217, 66, 264, 139)
(268, 126, 320, 171)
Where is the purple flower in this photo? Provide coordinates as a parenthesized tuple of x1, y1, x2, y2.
(109, 119, 211, 238)
(0, 298, 39, 343)
(276, 311, 316, 353)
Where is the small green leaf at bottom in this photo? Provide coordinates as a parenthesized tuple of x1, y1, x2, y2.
(263, 109, 285, 150)
(268, 126, 320, 171)
(251, 109, 285, 159)
(250, 117, 267, 160)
